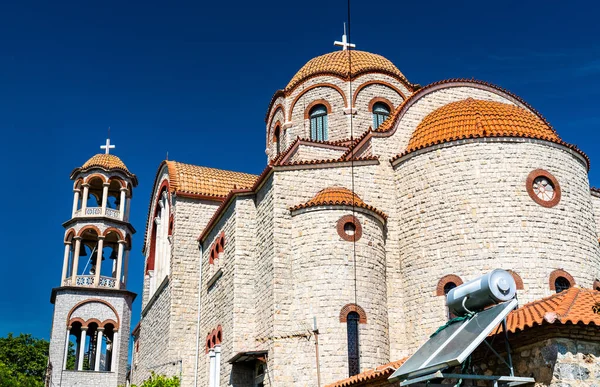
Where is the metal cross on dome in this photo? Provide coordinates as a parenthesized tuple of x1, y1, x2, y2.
(101, 138, 115, 154)
(334, 23, 356, 51)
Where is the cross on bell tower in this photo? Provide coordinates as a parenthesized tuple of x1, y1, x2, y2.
(334, 23, 356, 51)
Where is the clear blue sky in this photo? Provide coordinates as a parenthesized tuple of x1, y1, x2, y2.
(1, 0, 599, 342)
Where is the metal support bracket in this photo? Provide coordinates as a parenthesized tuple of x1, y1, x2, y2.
(400, 371, 534, 387)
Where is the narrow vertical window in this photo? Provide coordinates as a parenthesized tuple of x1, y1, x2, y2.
(554, 277, 571, 293)
(347, 311, 360, 376)
(274, 126, 281, 155)
(372, 102, 390, 129)
(309, 105, 328, 141)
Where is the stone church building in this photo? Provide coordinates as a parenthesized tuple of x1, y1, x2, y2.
(49, 44, 600, 386)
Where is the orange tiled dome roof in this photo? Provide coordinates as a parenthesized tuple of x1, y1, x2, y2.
(82, 153, 130, 172)
(291, 187, 387, 219)
(406, 98, 560, 154)
(285, 51, 408, 92)
(165, 161, 258, 198)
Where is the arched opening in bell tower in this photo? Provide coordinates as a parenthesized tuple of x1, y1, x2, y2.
(99, 230, 122, 279)
(85, 177, 105, 210)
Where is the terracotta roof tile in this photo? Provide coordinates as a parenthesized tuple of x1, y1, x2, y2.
(285, 51, 411, 93)
(325, 358, 408, 387)
(277, 154, 379, 167)
(143, 161, 259, 252)
(405, 98, 560, 154)
(72, 153, 137, 184)
(290, 186, 387, 219)
(165, 161, 259, 198)
(501, 287, 600, 334)
(82, 154, 129, 172)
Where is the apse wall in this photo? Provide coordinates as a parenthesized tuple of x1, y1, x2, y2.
(287, 207, 388, 385)
(392, 139, 600, 350)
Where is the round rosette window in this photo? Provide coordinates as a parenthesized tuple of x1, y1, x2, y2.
(526, 169, 561, 208)
(337, 215, 363, 242)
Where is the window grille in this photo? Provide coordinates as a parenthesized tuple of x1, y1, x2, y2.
(347, 311, 360, 376)
(310, 105, 328, 141)
(554, 276, 571, 293)
(372, 102, 390, 129)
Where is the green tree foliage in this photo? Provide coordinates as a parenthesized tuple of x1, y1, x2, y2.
(128, 372, 180, 387)
(0, 333, 49, 385)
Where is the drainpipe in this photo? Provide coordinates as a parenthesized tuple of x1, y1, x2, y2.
(193, 241, 204, 387)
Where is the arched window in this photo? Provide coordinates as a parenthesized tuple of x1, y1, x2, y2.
(554, 276, 571, 293)
(372, 102, 390, 129)
(309, 105, 328, 141)
(346, 311, 360, 376)
(273, 126, 281, 155)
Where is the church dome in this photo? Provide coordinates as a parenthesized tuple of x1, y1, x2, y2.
(291, 186, 387, 219)
(285, 50, 408, 92)
(71, 153, 137, 185)
(405, 98, 561, 154)
(82, 153, 130, 173)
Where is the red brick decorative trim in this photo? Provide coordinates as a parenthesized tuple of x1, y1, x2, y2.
(64, 229, 76, 243)
(103, 227, 125, 240)
(84, 173, 107, 184)
(549, 269, 575, 290)
(209, 232, 225, 264)
(73, 178, 84, 190)
(289, 83, 347, 119)
(108, 177, 127, 189)
(337, 215, 362, 242)
(506, 270, 524, 290)
(77, 225, 101, 237)
(85, 318, 102, 328)
(352, 80, 406, 107)
(436, 274, 464, 296)
(368, 97, 394, 113)
(304, 99, 333, 120)
(267, 104, 285, 129)
(68, 317, 86, 328)
(339, 304, 367, 324)
(66, 299, 120, 328)
(101, 319, 118, 329)
(206, 325, 223, 353)
(526, 169, 561, 208)
(593, 279, 600, 291)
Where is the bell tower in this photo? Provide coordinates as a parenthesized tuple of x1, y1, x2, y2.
(48, 139, 137, 387)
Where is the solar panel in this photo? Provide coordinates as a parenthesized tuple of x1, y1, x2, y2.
(389, 299, 518, 383)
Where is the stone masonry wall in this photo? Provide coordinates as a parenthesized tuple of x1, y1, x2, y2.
(134, 281, 172, 384)
(393, 140, 600, 350)
(283, 74, 411, 151)
(271, 163, 393, 385)
(135, 192, 220, 386)
(49, 289, 133, 387)
(590, 192, 600, 239)
(170, 197, 222, 386)
(199, 201, 237, 387)
(287, 207, 388, 386)
(353, 83, 404, 132)
(288, 144, 346, 163)
(253, 175, 276, 384)
(475, 338, 600, 387)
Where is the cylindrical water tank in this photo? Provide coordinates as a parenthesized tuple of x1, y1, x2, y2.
(446, 269, 516, 316)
